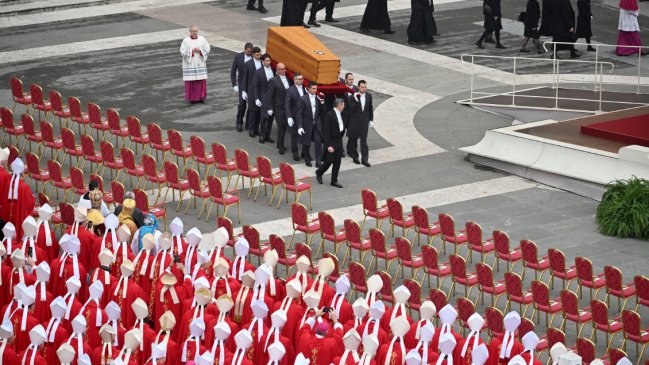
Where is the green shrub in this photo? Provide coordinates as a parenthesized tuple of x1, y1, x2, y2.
(596, 176, 649, 240)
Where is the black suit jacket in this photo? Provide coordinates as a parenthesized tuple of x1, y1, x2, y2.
(253, 67, 275, 108)
(284, 85, 307, 134)
(265, 75, 292, 126)
(241, 59, 261, 110)
(230, 52, 248, 87)
(296, 93, 323, 144)
(346, 92, 373, 138)
(321, 109, 346, 150)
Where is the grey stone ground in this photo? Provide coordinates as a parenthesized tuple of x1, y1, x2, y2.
(1, 0, 648, 362)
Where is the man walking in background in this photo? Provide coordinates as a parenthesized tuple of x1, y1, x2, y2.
(231, 42, 254, 132)
(316, 98, 346, 188)
(346, 80, 373, 167)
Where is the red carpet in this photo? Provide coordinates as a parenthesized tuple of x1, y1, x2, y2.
(580, 114, 649, 147)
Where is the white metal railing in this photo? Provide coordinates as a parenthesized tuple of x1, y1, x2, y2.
(460, 54, 617, 112)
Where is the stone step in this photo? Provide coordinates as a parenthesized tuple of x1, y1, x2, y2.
(0, 0, 139, 17)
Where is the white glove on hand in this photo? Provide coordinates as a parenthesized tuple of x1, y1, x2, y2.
(268, 110, 273, 116)
(242, 91, 248, 101)
(298, 128, 305, 136)
(288, 118, 294, 127)
(255, 99, 262, 107)
(369, 121, 374, 128)
(233, 85, 239, 93)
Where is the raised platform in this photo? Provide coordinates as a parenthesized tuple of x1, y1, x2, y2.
(581, 113, 649, 148)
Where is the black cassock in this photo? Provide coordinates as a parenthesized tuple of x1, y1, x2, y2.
(407, 0, 436, 42)
(281, 0, 309, 26)
(539, 0, 555, 36)
(360, 0, 392, 30)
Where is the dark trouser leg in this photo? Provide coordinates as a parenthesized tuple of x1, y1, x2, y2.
(346, 137, 358, 160)
(494, 29, 501, 45)
(309, 0, 325, 21)
(302, 143, 312, 162)
(236, 97, 247, 126)
(360, 135, 369, 163)
(247, 0, 256, 6)
(277, 124, 287, 150)
(290, 133, 299, 154)
(478, 30, 490, 44)
(325, 0, 335, 18)
(314, 132, 322, 164)
(330, 149, 342, 183)
(260, 115, 274, 139)
(316, 148, 333, 176)
(248, 110, 261, 136)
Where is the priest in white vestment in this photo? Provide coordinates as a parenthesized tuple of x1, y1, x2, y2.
(180, 25, 211, 103)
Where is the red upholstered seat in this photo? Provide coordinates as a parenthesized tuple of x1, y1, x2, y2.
(368, 228, 398, 272)
(412, 205, 441, 246)
(206, 175, 241, 223)
(10, 77, 32, 112)
(438, 212, 468, 255)
(386, 197, 414, 238)
(277, 162, 312, 210)
(342, 219, 372, 268)
(360, 189, 389, 232)
(421, 245, 451, 288)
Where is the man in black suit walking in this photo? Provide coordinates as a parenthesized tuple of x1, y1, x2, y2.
(253, 54, 275, 144)
(316, 98, 346, 188)
(265, 63, 292, 154)
(346, 79, 373, 167)
(230, 42, 254, 132)
(284, 72, 307, 161)
(296, 82, 324, 167)
(241, 46, 263, 136)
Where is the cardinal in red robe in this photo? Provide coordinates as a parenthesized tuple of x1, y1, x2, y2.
(0, 159, 36, 240)
(243, 299, 271, 364)
(454, 313, 487, 365)
(177, 288, 216, 346)
(48, 234, 87, 299)
(210, 257, 241, 300)
(35, 204, 58, 267)
(180, 228, 202, 275)
(153, 271, 187, 337)
(66, 207, 99, 271)
(410, 322, 439, 365)
(113, 224, 136, 277)
(357, 301, 390, 351)
(181, 318, 208, 363)
(10, 284, 40, 353)
(376, 315, 410, 365)
(21, 217, 46, 266)
(230, 238, 256, 281)
(487, 312, 524, 365)
(80, 281, 108, 348)
(92, 324, 120, 365)
(132, 233, 155, 290)
(43, 297, 70, 365)
(208, 321, 234, 365)
(433, 305, 464, 351)
(231, 329, 254, 365)
(520, 332, 543, 365)
(297, 313, 345, 365)
(261, 249, 286, 303)
(3, 250, 36, 303)
(111, 260, 147, 329)
(255, 310, 296, 365)
(274, 279, 306, 345)
(331, 329, 362, 365)
(204, 295, 239, 353)
(129, 297, 158, 364)
(405, 300, 437, 349)
(153, 310, 182, 365)
(169, 217, 188, 259)
(18, 324, 47, 365)
(90, 214, 119, 270)
(65, 315, 93, 365)
(31, 262, 52, 324)
(230, 271, 257, 326)
(0, 317, 19, 365)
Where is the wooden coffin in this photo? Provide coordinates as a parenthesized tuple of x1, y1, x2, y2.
(266, 26, 340, 85)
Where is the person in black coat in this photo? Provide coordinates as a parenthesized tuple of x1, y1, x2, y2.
(284, 73, 307, 161)
(241, 47, 263, 137)
(360, 0, 395, 33)
(230, 42, 254, 132)
(253, 54, 276, 144)
(539, 0, 555, 36)
(551, 0, 581, 58)
(407, 0, 437, 45)
(296, 82, 325, 167)
(345, 80, 373, 167)
(575, 0, 595, 51)
(476, 0, 506, 48)
(315, 98, 346, 188)
(265, 63, 292, 154)
(308, 0, 340, 26)
(521, 0, 544, 53)
(281, 0, 311, 27)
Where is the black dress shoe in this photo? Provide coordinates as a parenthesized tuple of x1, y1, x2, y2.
(325, 17, 338, 22)
(236, 124, 243, 132)
(408, 40, 422, 45)
(259, 136, 265, 144)
(341, 152, 346, 158)
(279, 148, 285, 155)
(258, 6, 268, 13)
(425, 38, 437, 44)
(315, 162, 322, 168)
(316, 174, 323, 184)
(293, 154, 300, 162)
(495, 43, 506, 49)
(485, 37, 495, 43)
(246, 5, 258, 10)
(352, 159, 360, 164)
(265, 137, 275, 143)
(249, 131, 256, 138)
(303, 22, 311, 28)
(475, 41, 485, 49)
(587, 46, 596, 52)
(362, 161, 371, 167)
(570, 51, 581, 59)
(384, 29, 395, 34)
(308, 20, 321, 27)
(305, 160, 312, 167)
(331, 182, 343, 188)
(359, 27, 369, 33)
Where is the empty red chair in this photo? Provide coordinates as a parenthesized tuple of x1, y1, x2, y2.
(485, 306, 505, 340)
(376, 270, 394, 304)
(360, 189, 389, 231)
(120, 148, 145, 189)
(21, 114, 42, 154)
(316, 211, 346, 258)
(438, 213, 468, 255)
(58, 202, 75, 232)
(288, 202, 319, 248)
(162, 161, 190, 212)
(421, 245, 451, 288)
(548, 248, 578, 290)
(604, 265, 636, 312)
(243, 225, 267, 265)
(10, 77, 32, 113)
(386, 197, 414, 238)
(46, 160, 72, 201)
(429, 288, 448, 325)
(184, 168, 211, 217)
(98, 140, 124, 181)
(0, 107, 24, 146)
(141, 154, 166, 204)
(7, 146, 19, 167)
(29, 84, 52, 121)
(25, 152, 50, 193)
(234, 149, 259, 198)
(107, 180, 125, 207)
(68, 97, 90, 135)
(69, 167, 86, 196)
(504, 272, 534, 317)
(40, 120, 64, 161)
(269, 234, 296, 276)
(412, 205, 441, 246)
(206, 175, 241, 223)
(107, 109, 128, 149)
(348, 262, 368, 298)
(49, 90, 70, 129)
(254, 156, 282, 205)
(403, 278, 422, 313)
(342, 219, 371, 267)
(449, 254, 479, 299)
(576, 338, 598, 365)
(368, 228, 398, 273)
(635, 275, 649, 311)
(465, 221, 495, 264)
(167, 129, 192, 173)
(546, 327, 567, 351)
(456, 297, 478, 335)
(476, 262, 506, 307)
(621, 309, 649, 360)
(493, 229, 523, 273)
(126, 116, 150, 155)
(590, 299, 624, 352)
(212, 142, 237, 189)
(277, 163, 312, 210)
(395, 236, 424, 283)
(60, 127, 83, 168)
(147, 123, 171, 162)
(80, 135, 103, 172)
(133, 188, 167, 229)
(531, 280, 562, 326)
(520, 239, 550, 281)
(575, 256, 606, 301)
(87, 103, 110, 141)
(560, 289, 593, 337)
(189, 136, 215, 175)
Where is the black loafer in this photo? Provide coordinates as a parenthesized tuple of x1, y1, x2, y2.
(325, 17, 338, 22)
(305, 161, 312, 167)
(308, 20, 321, 27)
(258, 6, 268, 13)
(265, 137, 275, 143)
(352, 159, 361, 164)
(362, 161, 371, 167)
(246, 5, 258, 10)
(316, 174, 323, 184)
(236, 124, 243, 132)
(259, 137, 265, 144)
(331, 182, 343, 188)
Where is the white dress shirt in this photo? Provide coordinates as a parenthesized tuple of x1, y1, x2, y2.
(297, 86, 304, 97)
(279, 75, 289, 89)
(309, 94, 317, 116)
(264, 66, 273, 81)
(360, 93, 366, 111)
(334, 110, 344, 132)
(254, 59, 262, 69)
(244, 54, 252, 63)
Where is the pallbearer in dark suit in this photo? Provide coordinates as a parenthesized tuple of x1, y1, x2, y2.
(241, 47, 263, 135)
(295, 82, 324, 168)
(284, 73, 307, 162)
(254, 54, 276, 144)
(316, 98, 346, 188)
(230, 43, 254, 132)
(346, 80, 373, 167)
(265, 63, 292, 154)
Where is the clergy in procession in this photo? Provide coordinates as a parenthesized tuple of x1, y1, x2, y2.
(147, 233, 175, 299)
(305, 257, 336, 308)
(33, 262, 53, 323)
(344, 297, 369, 332)
(114, 225, 136, 277)
(43, 297, 70, 365)
(274, 279, 305, 343)
(326, 275, 353, 325)
(35, 204, 58, 261)
(181, 227, 202, 273)
(455, 313, 487, 365)
(153, 311, 181, 364)
(60, 276, 84, 328)
(470, 344, 491, 365)
(180, 25, 211, 104)
(434, 304, 463, 350)
(231, 271, 257, 326)
(261, 249, 285, 302)
(437, 333, 459, 365)
(65, 315, 92, 365)
(1, 222, 16, 265)
(405, 300, 436, 348)
(332, 330, 362, 365)
(92, 324, 118, 365)
(115, 329, 143, 365)
(0, 318, 18, 364)
(133, 233, 155, 289)
(21, 217, 45, 265)
(49, 235, 86, 299)
(57, 343, 76, 365)
(181, 318, 207, 364)
(206, 294, 240, 350)
(11, 284, 40, 353)
(146, 342, 169, 365)
(91, 214, 119, 269)
(358, 300, 390, 349)
(178, 288, 216, 344)
(250, 264, 276, 324)
(169, 218, 188, 258)
(382, 285, 413, 333)
(295, 290, 324, 345)
(79, 281, 107, 348)
(18, 325, 47, 365)
(413, 322, 438, 364)
(231, 238, 256, 281)
(287, 256, 313, 297)
(296, 307, 345, 365)
(487, 311, 524, 365)
(210, 322, 234, 365)
(519, 332, 542, 365)
(376, 315, 411, 365)
(246, 300, 271, 363)
(105, 301, 127, 348)
(92, 249, 119, 307)
(267, 342, 287, 365)
(154, 269, 187, 327)
(231, 329, 254, 365)
(130, 298, 157, 363)
(0, 159, 35, 239)
(4, 250, 35, 306)
(357, 335, 380, 365)
(211, 258, 241, 299)
(67, 207, 98, 271)
(255, 309, 295, 365)
(111, 260, 147, 329)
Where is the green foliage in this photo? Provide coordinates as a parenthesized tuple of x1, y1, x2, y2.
(596, 176, 649, 240)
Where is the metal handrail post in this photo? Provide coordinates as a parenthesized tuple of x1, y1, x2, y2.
(598, 61, 604, 113)
(594, 45, 599, 91)
(555, 60, 560, 109)
(512, 58, 517, 106)
(638, 50, 642, 94)
(470, 55, 475, 102)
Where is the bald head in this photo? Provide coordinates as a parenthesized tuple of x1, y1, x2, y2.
(276, 63, 287, 76)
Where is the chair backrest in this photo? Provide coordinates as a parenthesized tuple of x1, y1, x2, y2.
(256, 156, 272, 179)
(90, 174, 104, 192)
(375, 270, 393, 301)
(141, 154, 158, 179)
(575, 257, 595, 283)
(386, 198, 404, 222)
(38, 192, 49, 207)
(476, 262, 495, 288)
(395, 236, 414, 262)
(520, 239, 540, 265)
(68, 97, 82, 119)
(167, 129, 184, 152)
(546, 327, 566, 349)
(465, 221, 483, 247)
(49, 90, 64, 112)
(485, 306, 505, 336)
(163, 161, 180, 184)
(207, 175, 224, 200)
(622, 309, 641, 337)
(110, 181, 125, 205)
(348, 262, 367, 289)
(278, 163, 296, 186)
(46, 160, 63, 182)
(421, 245, 441, 271)
(438, 213, 456, 237)
(29, 84, 45, 106)
(133, 189, 150, 212)
(493, 230, 511, 256)
(290, 203, 308, 226)
(518, 317, 534, 339)
(25, 152, 41, 175)
(126, 116, 143, 138)
(318, 211, 335, 237)
(99, 141, 117, 164)
(87, 103, 101, 125)
(21, 114, 36, 136)
(531, 280, 551, 306)
(234, 149, 250, 172)
(189, 136, 207, 159)
(548, 248, 568, 274)
(575, 338, 596, 364)
(147, 123, 163, 145)
(504, 272, 524, 298)
(412, 205, 429, 230)
(242, 225, 260, 251)
(0, 108, 13, 128)
(216, 217, 234, 241)
(269, 234, 287, 258)
(560, 289, 579, 316)
(449, 254, 467, 279)
(456, 297, 475, 324)
(59, 202, 75, 226)
(10, 77, 25, 99)
(344, 219, 361, 243)
(608, 349, 627, 365)
(61, 128, 76, 150)
(107, 109, 121, 132)
(122, 148, 139, 171)
(590, 299, 610, 327)
(7, 147, 18, 166)
(186, 168, 202, 192)
(80, 135, 97, 157)
(428, 288, 448, 310)
(403, 279, 422, 306)
(604, 265, 624, 293)
(40, 120, 55, 143)
(70, 167, 85, 192)
(635, 275, 649, 304)
(212, 143, 229, 165)
(369, 228, 387, 254)
(295, 243, 312, 263)
(361, 189, 378, 213)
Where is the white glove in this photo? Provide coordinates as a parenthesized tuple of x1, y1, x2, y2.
(369, 121, 374, 128)
(268, 110, 273, 116)
(288, 118, 294, 127)
(298, 128, 305, 136)
(255, 99, 262, 107)
(242, 91, 248, 101)
(233, 85, 239, 93)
